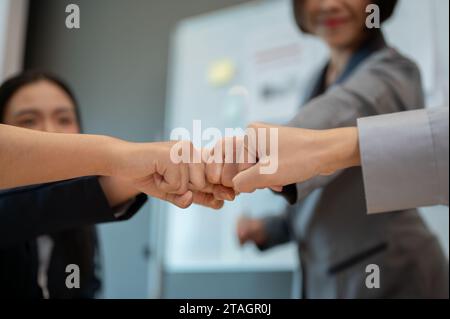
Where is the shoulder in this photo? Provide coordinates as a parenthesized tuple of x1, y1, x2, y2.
(340, 47, 425, 111)
(362, 47, 422, 81)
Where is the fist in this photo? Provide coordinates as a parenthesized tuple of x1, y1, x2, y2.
(236, 216, 267, 246)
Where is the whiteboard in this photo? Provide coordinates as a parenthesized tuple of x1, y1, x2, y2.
(164, 0, 449, 272)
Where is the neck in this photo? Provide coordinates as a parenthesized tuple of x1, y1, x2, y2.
(326, 47, 354, 86)
(330, 48, 354, 73)
(325, 30, 374, 86)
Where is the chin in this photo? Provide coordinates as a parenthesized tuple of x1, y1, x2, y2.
(324, 34, 361, 51)
(324, 37, 349, 48)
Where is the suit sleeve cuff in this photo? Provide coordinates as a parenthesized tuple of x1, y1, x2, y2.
(357, 109, 439, 214)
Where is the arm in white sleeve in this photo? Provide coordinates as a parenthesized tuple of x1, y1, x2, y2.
(357, 108, 449, 214)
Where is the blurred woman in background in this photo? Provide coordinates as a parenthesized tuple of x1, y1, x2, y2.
(0, 71, 148, 298)
(235, 0, 449, 298)
(0, 70, 232, 298)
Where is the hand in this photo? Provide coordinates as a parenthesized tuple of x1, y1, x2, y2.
(182, 180, 236, 209)
(230, 123, 360, 193)
(110, 140, 235, 209)
(205, 137, 247, 188)
(138, 178, 228, 209)
(110, 140, 205, 195)
(188, 146, 237, 208)
(236, 216, 268, 246)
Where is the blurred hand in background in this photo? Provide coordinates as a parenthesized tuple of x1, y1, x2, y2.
(236, 216, 268, 247)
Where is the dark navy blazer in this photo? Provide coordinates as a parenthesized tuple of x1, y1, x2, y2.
(0, 177, 147, 298)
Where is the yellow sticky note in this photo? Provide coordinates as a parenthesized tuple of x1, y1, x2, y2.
(207, 59, 236, 87)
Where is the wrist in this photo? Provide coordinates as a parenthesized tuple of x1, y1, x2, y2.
(316, 127, 361, 175)
(99, 176, 140, 207)
(97, 135, 132, 177)
(107, 139, 162, 180)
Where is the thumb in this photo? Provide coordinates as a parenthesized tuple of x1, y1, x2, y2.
(166, 191, 193, 209)
(270, 186, 283, 192)
(232, 163, 271, 193)
(192, 191, 224, 210)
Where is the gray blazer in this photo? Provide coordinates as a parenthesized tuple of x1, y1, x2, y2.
(261, 48, 449, 298)
(358, 108, 449, 214)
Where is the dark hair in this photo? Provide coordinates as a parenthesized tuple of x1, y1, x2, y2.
(0, 70, 82, 127)
(292, 0, 399, 34)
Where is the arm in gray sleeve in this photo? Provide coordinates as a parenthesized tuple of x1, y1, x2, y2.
(287, 49, 425, 202)
(357, 108, 449, 214)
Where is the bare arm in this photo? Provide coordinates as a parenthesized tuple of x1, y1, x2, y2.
(231, 123, 361, 193)
(233, 108, 449, 214)
(0, 124, 232, 209)
(0, 124, 119, 188)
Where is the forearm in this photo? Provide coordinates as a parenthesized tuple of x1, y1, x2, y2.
(0, 124, 123, 189)
(283, 91, 368, 202)
(315, 127, 361, 175)
(282, 128, 361, 203)
(232, 124, 362, 193)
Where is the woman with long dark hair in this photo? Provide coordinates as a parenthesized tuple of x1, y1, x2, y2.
(0, 70, 149, 298)
(0, 71, 230, 298)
